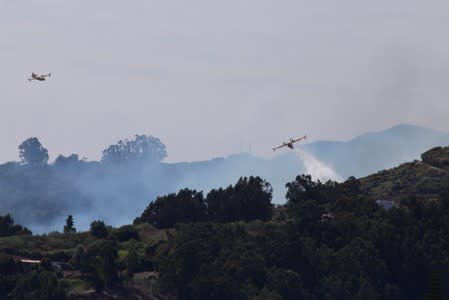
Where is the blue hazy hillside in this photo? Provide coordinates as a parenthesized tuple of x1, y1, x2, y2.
(1, 123, 449, 233)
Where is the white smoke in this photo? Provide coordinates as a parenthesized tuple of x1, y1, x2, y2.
(295, 148, 343, 182)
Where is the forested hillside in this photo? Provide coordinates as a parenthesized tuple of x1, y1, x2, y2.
(361, 146, 449, 201)
(1, 146, 449, 299)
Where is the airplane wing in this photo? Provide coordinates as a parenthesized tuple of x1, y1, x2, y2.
(291, 135, 307, 143)
(272, 144, 287, 151)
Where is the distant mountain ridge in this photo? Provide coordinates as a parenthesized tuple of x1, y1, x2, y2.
(304, 123, 449, 178)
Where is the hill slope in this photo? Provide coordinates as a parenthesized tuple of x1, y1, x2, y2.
(360, 146, 449, 201)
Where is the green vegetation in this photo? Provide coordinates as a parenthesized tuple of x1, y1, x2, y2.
(89, 220, 108, 239)
(361, 155, 449, 202)
(1, 146, 449, 299)
(63, 215, 76, 234)
(135, 188, 207, 228)
(421, 146, 449, 170)
(134, 176, 273, 228)
(0, 214, 31, 237)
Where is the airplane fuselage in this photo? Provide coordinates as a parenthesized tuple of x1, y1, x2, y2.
(273, 135, 306, 152)
(29, 73, 50, 82)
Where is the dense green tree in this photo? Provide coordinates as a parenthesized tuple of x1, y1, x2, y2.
(12, 270, 66, 300)
(0, 214, 31, 237)
(92, 240, 120, 289)
(135, 188, 206, 228)
(206, 186, 234, 222)
(421, 146, 449, 169)
(207, 176, 273, 222)
(63, 215, 76, 233)
(72, 240, 120, 291)
(265, 268, 308, 300)
(126, 244, 139, 286)
(0, 255, 18, 298)
(90, 220, 108, 238)
(70, 246, 90, 274)
(113, 224, 139, 242)
(18, 137, 49, 166)
(220, 242, 266, 289)
(155, 223, 267, 300)
(101, 134, 167, 164)
(285, 174, 329, 225)
(0, 214, 14, 235)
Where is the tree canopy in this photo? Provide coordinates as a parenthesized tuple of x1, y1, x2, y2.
(207, 176, 273, 222)
(135, 176, 273, 228)
(18, 137, 49, 166)
(101, 134, 167, 164)
(135, 188, 207, 228)
(63, 215, 76, 233)
(0, 214, 31, 237)
(90, 220, 108, 239)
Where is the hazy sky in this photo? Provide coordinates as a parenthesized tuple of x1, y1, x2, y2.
(2, 0, 449, 163)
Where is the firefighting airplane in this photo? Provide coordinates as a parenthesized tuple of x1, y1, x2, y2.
(272, 135, 307, 152)
(28, 72, 51, 82)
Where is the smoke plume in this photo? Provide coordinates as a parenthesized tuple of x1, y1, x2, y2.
(294, 148, 342, 182)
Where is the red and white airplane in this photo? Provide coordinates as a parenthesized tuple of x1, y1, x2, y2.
(28, 72, 51, 82)
(272, 135, 306, 152)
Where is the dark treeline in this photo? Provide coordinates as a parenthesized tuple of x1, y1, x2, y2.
(150, 174, 449, 300)
(134, 176, 273, 228)
(0, 255, 65, 300)
(0, 214, 31, 237)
